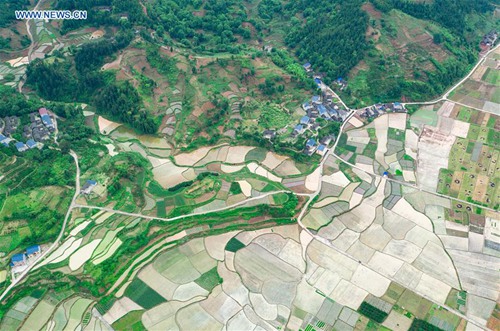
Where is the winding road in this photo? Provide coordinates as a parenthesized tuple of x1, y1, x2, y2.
(0, 150, 79, 302)
(1, 38, 498, 330)
(17, 0, 44, 93)
(403, 43, 500, 115)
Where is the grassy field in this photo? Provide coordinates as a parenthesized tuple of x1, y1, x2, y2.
(449, 48, 500, 112)
(194, 267, 222, 291)
(112, 311, 145, 331)
(0, 152, 74, 260)
(224, 237, 246, 253)
(124, 278, 166, 309)
(437, 122, 499, 209)
(345, 4, 498, 106)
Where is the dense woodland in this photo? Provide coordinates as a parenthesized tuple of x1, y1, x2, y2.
(283, 0, 369, 82)
(371, 0, 494, 37)
(0, 0, 29, 27)
(25, 27, 159, 134)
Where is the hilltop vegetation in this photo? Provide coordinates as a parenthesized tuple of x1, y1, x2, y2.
(0, 0, 29, 27)
(339, 0, 499, 105)
(18, 0, 499, 141)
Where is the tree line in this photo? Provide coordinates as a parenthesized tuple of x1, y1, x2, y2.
(371, 0, 493, 37)
(282, 0, 369, 84)
(25, 29, 159, 134)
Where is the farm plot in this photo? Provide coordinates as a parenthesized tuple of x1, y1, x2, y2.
(435, 120, 499, 208)
(308, 172, 462, 305)
(416, 123, 456, 192)
(0, 296, 38, 330)
(130, 239, 219, 305)
(341, 114, 417, 181)
(98, 116, 122, 135)
(449, 49, 500, 114)
(151, 159, 190, 189)
(69, 239, 101, 271)
(64, 297, 93, 330)
(19, 299, 56, 331)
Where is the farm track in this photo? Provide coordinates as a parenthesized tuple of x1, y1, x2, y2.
(295, 98, 488, 330)
(18, 0, 44, 93)
(403, 42, 500, 113)
(1, 41, 498, 330)
(0, 150, 80, 302)
(72, 189, 290, 223)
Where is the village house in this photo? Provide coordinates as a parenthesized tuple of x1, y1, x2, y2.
(336, 108, 349, 121)
(304, 138, 317, 155)
(314, 78, 322, 88)
(335, 77, 348, 90)
(26, 139, 40, 149)
(303, 62, 313, 73)
(311, 95, 321, 105)
(392, 102, 405, 112)
(360, 106, 380, 119)
(323, 92, 334, 103)
(3, 116, 20, 136)
(23, 126, 32, 140)
(317, 104, 330, 119)
(293, 124, 305, 135)
(81, 180, 97, 195)
(32, 126, 50, 141)
(26, 245, 41, 258)
(311, 122, 321, 131)
(302, 102, 314, 112)
(300, 116, 311, 126)
(316, 144, 327, 156)
(262, 129, 276, 140)
(15, 142, 28, 152)
(10, 253, 26, 267)
(320, 135, 334, 146)
(0, 134, 10, 146)
(308, 107, 319, 118)
(326, 106, 340, 121)
(481, 30, 498, 47)
(39, 108, 55, 131)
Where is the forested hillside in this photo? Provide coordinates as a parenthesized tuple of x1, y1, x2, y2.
(0, 0, 29, 27)
(143, 0, 497, 104)
(21, 0, 499, 130)
(341, 0, 498, 105)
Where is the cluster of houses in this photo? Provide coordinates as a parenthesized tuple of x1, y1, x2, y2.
(304, 62, 348, 90)
(262, 63, 351, 158)
(303, 136, 333, 156)
(294, 93, 348, 155)
(300, 93, 349, 123)
(262, 92, 346, 157)
(0, 107, 55, 152)
(10, 245, 41, 270)
(359, 102, 406, 120)
(481, 30, 498, 48)
(81, 179, 98, 195)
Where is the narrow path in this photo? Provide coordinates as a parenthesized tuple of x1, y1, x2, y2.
(0, 150, 79, 302)
(73, 189, 290, 223)
(331, 153, 498, 213)
(295, 131, 489, 330)
(403, 43, 500, 108)
(2, 40, 498, 328)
